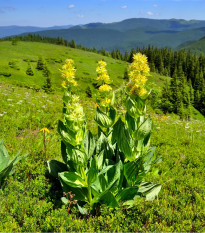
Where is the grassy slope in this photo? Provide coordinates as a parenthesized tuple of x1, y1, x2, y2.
(0, 41, 127, 91)
(178, 37, 205, 54)
(0, 41, 205, 232)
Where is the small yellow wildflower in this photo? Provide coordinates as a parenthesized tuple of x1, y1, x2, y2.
(100, 98, 111, 107)
(61, 81, 67, 88)
(99, 84, 112, 92)
(40, 127, 50, 133)
(161, 116, 168, 121)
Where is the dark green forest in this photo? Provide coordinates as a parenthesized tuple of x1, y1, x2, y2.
(4, 34, 205, 117)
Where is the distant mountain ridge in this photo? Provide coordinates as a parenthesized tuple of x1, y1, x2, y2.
(74, 18, 205, 31)
(0, 25, 73, 38)
(2, 18, 205, 52)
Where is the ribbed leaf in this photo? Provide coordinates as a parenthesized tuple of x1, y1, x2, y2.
(94, 107, 116, 128)
(87, 156, 98, 185)
(116, 187, 139, 202)
(138, 181, 161, 201)
(143, 147, 156, 173)
(124, 157, 142, 184)
(96, 133, 114, 160)
(47, 160, 68, 179)
(83, 131, 96, 160)
(59, 171, 87, 188)
(0, 140, 9, 172)
(112, 118, 134, 160)
(58, 120, 76, 146)
(134, 116, 152, 141)
(92, 191, 119, 208)
(126, 96, 144, 118)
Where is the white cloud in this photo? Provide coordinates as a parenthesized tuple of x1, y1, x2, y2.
(153, 4, 158, 7)
(68, 4, 75, 9)
(147, 11, 154, 16)
(121, 5, 128, 9)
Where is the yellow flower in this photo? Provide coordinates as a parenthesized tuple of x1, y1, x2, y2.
(96, 73, 110, 83)
(127, 53, 150, 97)
(99, 84, 112, 92)
(60, 59, 77, 87)
(96, 60, 111, 85)
(40, 127, 50, 133)
(61, 81, 67, 88)
(100, 98, 111, 107)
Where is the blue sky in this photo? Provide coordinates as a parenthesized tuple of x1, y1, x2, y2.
(0, 0, 205, 27)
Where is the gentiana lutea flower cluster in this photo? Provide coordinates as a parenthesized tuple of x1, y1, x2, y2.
(60, 59, 77, 88)
(96, 61, 112, 107)
(127, 53, 150, 97)
(60, 59, 85, 144)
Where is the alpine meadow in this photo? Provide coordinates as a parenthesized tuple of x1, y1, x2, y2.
(0, 7, 205, 232)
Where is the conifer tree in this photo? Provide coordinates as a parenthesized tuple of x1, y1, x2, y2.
(36, 56, 44, 70)
(26, 61, 34, 76)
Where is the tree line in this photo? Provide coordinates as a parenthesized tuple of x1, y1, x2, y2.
(3, 34, 205, 117)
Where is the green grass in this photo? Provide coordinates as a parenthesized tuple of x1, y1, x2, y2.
(0, 41, 205, 232)
(0, 41, 128, 92)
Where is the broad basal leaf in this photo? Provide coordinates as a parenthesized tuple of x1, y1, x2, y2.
(59, 171, 87, 188)
(47, 160, 68, 179)
(138, 181, 161, 201)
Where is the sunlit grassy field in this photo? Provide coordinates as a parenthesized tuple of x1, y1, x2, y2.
(0, 41, 205, 232)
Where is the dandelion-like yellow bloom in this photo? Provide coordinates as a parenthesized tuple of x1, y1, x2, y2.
(99, 84, 112, 92)
(127, 53, 150, 98)
(40, 127, 50, 133)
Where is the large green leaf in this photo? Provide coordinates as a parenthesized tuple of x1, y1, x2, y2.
(96, 133, 114, 160)
(0, 155, 19, 183)
(72, 149, 87, 166)
(94, 107, 116, 128)
(0, 163, 14, 183)
(106, 160, 123, 193)
(58, 120, 76, 146)
(91, 173, 108, 196)
(91, 191, 119, 208)
(0, 140, 9, 172)
(138, 182, 161, 201)
(112, 118, 134, 161)
(134, 116, 152, 141)
(143, 147, 156, 173)
(47, 160, 68, 179)
(87, 156, 98, 185)
(126, 96, 145, 118)
(60, 178, 88, 202)
(59, 171, 87, 188)
(124, 157, 143, 184)
(125, 112, 137, 132)
(83, 131, 96, 160)
(116, 187, 139, 202)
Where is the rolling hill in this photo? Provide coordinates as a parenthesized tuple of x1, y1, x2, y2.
(177, 36, 205, 54)
(0, 41, 169, 93)
(17, 18, 205, 52)
(0, 25, 73, 38)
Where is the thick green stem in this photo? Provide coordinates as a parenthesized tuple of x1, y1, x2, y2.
(87, 187, 92, 204)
